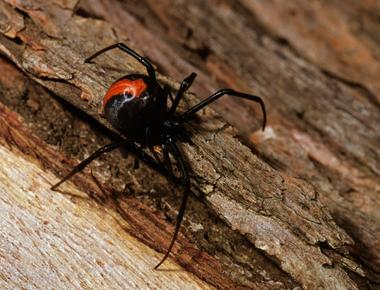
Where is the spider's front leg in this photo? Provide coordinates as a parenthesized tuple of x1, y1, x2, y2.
(85, 43, 156, 81)
(169, 73, 197, 114)
(51, 141, 128, 190)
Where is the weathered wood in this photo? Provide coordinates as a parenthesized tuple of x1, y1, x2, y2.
(80, 0, 380, 284)
(0, 57, 242, 289)
(0, 0, 378, 289)
(0, 104, 215, 289)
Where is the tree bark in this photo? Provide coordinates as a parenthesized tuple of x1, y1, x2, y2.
(0, 103, 214, 290)
(0, 0, 378, 289)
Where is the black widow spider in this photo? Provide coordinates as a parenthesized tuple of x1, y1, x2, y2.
(51, 43, 266, 269)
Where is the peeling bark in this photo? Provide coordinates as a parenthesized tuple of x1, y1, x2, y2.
(0, 0, 378, 289)
(0, 106, 215, 290)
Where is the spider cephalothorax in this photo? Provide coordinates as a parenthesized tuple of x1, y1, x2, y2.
(51, 43, 266, 269)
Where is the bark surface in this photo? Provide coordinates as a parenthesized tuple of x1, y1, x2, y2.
(0, 0, 378, 289)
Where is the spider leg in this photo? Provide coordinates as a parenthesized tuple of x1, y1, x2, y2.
(162, 85, 174, 103)
(85, 43, 156, 81)
(145, 127, 166, 166)
(168, 91, 174, 103)
(169, 73, 197, 114)
(127, 143, 175, 180)
(148, 144, 175, 181)
(128, 143, 164, 172)
(149, 146, 162, 164)
(154, 140, 190, 269)
(162, 144, 175, 180)
(160, 85, 172, 113)
(51, 141, 128, 190)
(179, 88, 267, 130)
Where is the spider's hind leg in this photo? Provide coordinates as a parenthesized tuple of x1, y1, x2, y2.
(154, 140, 190, 269)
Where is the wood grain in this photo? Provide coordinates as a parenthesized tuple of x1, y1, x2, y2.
(0, 0, 378, 288)
(0, 104, 214, 289)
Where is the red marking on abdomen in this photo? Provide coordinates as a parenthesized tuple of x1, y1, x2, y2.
(103, 78, 148, 107)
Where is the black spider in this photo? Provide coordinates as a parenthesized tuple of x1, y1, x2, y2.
(51, 43, 266, 269)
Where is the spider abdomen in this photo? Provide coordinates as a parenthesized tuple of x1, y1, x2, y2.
(103, 74, 163, 135)
(102, 77, 147, 107)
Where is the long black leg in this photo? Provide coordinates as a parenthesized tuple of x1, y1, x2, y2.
(85, 43, 156, 81)
(154, 141, 190, 269)
(160, 85, 172, 112)
(169, 73, 197, 115)
(128, 143, 168, 175)
(148, 145, 174, 180)
(51, 141, 128, 190)
(162, 144, 175, 180)
(162, 85, 174, 104)
(179, 88, 267, 130)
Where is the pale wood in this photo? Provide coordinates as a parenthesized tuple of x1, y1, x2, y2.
(0, 0, 377, 288)
(0, 58, 240, 289)
(0, 110, 214, 290)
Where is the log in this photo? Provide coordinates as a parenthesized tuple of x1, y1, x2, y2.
(0, 58, 239, 289)
(0, 104, 214, 290)
(0, 0, 378, 289)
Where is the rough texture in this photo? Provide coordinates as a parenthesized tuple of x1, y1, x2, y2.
(0, 105, 215, 290)
(0, 0, 378, 289)
(0, 59, 246, 289)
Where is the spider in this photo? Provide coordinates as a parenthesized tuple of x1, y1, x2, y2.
(51, 43, 266, 269)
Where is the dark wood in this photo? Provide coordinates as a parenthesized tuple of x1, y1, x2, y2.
(0, 0, 378, 288)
